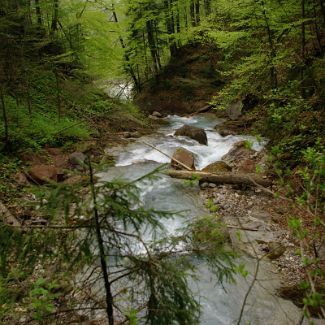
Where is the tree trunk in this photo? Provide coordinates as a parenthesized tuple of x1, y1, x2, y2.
(165, 0, 178, 57)
(190, 0, 196, 26)
(35, 0, 42, 25)
(26, 80, 32, 116)
(313, 1, 322, 54)
(176, 6, 181, 33)
(0, 87, 9, 148)
(111, 5, 141, 91)
(319, 0, 325, 25)
(204, 0, 211, 15)
(88, 160, 115, 325)
(51, 0, 59, 33)
(195, 0, 200, 25)
(54, 69, 61, 121)
(302, 0, 306, 60)
(261, 1, 277, 88)
(301, 0, 306, 96)
(146, 20, 160, 75)
(167, 170, 272, 187)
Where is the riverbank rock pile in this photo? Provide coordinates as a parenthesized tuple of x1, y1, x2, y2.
(221, 140, 268, 174)
(199, 140, 309, 307)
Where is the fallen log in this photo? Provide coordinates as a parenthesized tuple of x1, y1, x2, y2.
(190, 104, 213, 116)
(166, 170, 272, 187)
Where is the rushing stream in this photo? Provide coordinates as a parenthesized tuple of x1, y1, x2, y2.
(98, 114, 305, 325)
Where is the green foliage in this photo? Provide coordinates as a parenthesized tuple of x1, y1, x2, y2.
(184, 173, 201, 186)
(205, 198, 219, 213)
(30, 278, 59, 321)
(243, 140, 253, 150)
(189, 214, 236, 282)
(0, 95, 89, 151)
(235, 263, 249, 278)
(0, 166, 234, 325)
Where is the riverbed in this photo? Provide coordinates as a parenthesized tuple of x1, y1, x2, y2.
(98, 114, 306, 325)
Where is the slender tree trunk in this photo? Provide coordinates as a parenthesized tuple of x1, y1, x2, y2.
(302, 0, 306, 60)
(0, 87, 9, 148)
(26, 79, 32, 116)
(111, 5, 141, 92)
(195, 0, 200, 25)
(35, 0, 42, 25)
(301, 0, 306, 95)
(190, 0, 196, 26)
(260, 1, 277, 88)
(312, 1, 322, 53)
(184, 7, 188, 30)
(54, 69, 61, 121)
(142, 32, 149, 80)
(319, 0, 325, 25)
(175, 4, 181, 46)
(176, 8, 181, 33)
(51, 0, 59, 33)
(146, 20, 159, 75)
(154, 20, 162, 69)
(165, 0, 178, 57)
(204, 0, 211, 15)
(88, 159, 115, 325)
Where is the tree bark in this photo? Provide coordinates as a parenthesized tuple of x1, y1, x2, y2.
(35, 0, 42, 25)
(319, 0, 325, 25)
(190, 0, 196, 26)
(313, 1, 322, 54)
(301, 0, 306, 96)
(204, 0, 211, 15)
(167, 170, 272, 187)
(111, 4, 141, 91)
(165, 0, 178, 57)
(88, 159, 114, 325)
(0, 87, 9, 147)
(146, 20, 160, 75)
(54, 69, 61, 121)
(51, 0, 59, 33)
(260, 0, 277, 89)
(195, 0, 200, 25)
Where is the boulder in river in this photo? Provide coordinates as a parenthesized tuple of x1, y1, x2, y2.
(152, 111, 163, 118)
(202, 161, 232, 174)
(225, 101, 242, 120)
(174, 125, 208, 145)
(171, 148, 196, 170)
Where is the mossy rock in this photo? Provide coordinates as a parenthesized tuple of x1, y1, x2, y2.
(202, 161, 232, 173)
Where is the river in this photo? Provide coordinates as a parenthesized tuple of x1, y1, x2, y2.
(98, 114, 306, 325)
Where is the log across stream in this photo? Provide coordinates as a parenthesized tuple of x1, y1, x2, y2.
(98, 114, 304, 325)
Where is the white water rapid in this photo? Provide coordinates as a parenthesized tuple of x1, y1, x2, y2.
(98, 114, 306, 325)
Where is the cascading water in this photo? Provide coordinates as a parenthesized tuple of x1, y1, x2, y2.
(98, 114, 304, 325)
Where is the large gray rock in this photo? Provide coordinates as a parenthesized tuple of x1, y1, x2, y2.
(69, 152, 86, 170)
(174, 125, 208, 145)
(152, 111, 162, 118)
(222, 141, 256, 168)
(171, 148, 196, 170)
(225, 101, 242, 120)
